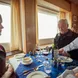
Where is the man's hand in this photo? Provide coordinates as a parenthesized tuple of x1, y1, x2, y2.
(59, 48, 64, 54)
(59, 48, 69, 56)
(75, 73, 78, 78)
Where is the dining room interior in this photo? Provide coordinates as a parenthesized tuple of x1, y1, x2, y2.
(1, 0, 78, 78)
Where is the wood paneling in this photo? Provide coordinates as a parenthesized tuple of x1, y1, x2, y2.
(71, 3, 78, 15)
(44, 0, 78, 33)
(25, 0, 37, 52)
(66, 0, 78, 4)
(44, 0, 70, 11)
(20, 0, 37, 53)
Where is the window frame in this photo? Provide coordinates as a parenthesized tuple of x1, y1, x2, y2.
(37, 6, 59, 45)
(0, 2, 11, 52)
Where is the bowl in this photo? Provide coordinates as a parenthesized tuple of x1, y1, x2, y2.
(22, 57, 32, 63)
(43, 50, 49, 56)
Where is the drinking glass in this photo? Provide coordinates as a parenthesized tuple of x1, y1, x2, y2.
(42, 50, 49, 59)
(36, 51, 42, 62)
(36, 51, 41, 57)
(44, 65, 51, 74)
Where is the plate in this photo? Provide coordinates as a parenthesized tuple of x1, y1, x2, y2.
(14, 53, 25, 59)
(62, 70, 75, 78)
(21, 59, 33, 65)
(27, 71, 48, 78)
(58, 56, 73, 63)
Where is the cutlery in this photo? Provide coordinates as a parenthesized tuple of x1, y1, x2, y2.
(23, 64, 43, 75)
(35, 64, 43, 70)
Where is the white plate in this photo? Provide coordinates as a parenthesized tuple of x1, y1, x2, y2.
(27, 71, 48, 78)
(58, 56, 73, 63)
(21, 59, 33, 65)
(14, 53, 25, 59)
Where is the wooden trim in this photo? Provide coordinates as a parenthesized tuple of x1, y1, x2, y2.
(38, 5, 59, 14)
(44, 0, 70, 11)
(0, 1, 10, 4)
(39, 38, 54, 45)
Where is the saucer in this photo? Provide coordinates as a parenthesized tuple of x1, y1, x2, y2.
(14, 53, 25, 59)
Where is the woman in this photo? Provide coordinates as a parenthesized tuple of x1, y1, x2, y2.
(0, 14, 16, 78)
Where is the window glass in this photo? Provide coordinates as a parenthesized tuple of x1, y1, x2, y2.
(0, 4, 11, 43)
(38, 11, 58, 39)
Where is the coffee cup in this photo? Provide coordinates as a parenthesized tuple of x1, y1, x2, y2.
(22, 57, 32, 63)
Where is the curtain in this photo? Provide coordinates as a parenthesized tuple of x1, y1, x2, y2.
(10, 0, 22, 51)
(20, 0, 27, 53)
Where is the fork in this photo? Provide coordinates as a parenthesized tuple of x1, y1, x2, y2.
(23, 64, 43, 75)
(23, 67, 38, 75)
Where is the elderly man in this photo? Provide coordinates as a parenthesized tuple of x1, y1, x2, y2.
(54, 19, 78, 60)
(54, 19, 78, 49)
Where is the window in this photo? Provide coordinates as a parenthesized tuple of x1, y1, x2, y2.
(38, 9, 58, 40)
(0, 4, 11, 43)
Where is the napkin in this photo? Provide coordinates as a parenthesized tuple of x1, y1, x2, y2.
(57, 69, 76, 78)
(65, 74, 76, 78)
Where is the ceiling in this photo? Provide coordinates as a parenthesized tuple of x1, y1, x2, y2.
(66, 0, 78, 4)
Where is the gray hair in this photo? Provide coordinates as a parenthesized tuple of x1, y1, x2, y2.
(58, 19, 68, 25)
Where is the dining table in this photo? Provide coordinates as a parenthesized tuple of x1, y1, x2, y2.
(9, 52, 78, 78)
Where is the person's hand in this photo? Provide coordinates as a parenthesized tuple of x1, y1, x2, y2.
(59, 48, 69, 56)
(59, 48, 64, 54)
(75, 73, 78, 78)
(1, 64, 14, 78)
(7, 64, 14, 73)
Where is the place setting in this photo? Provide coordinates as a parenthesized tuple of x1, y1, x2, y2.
(22, 65, 51, 78)
(20, 60, 51, 78)
(58, 56, 73, 63)
(15, 50, 52, 78)
(53, 49, 73, 63)
(21, 57, 33, 65)
(14, 53, 25, 61)
(26, 71, 50, 78)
